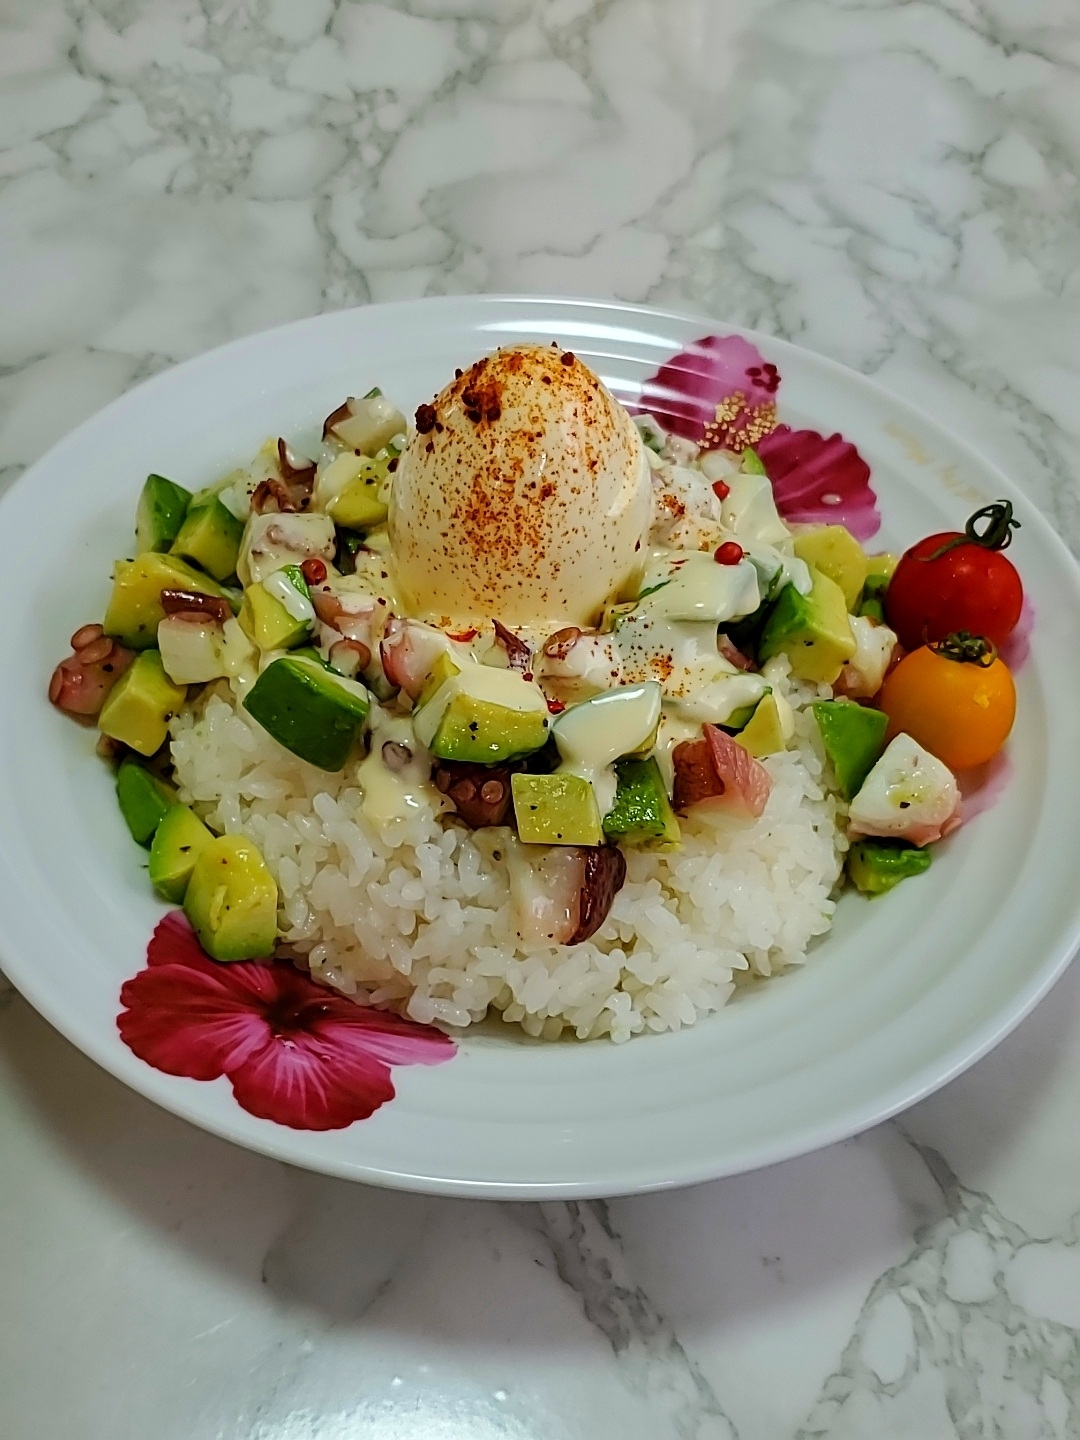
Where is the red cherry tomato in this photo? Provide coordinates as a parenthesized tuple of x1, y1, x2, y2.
(886, 501, 1023, 652)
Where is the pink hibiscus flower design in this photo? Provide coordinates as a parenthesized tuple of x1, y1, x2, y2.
(118, 912, 455, 1130)
(636, 334, 881, 539)
(755, 425, 881, 543)
(636, 334, 781, 451)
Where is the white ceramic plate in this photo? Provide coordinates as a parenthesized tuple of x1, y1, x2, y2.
(2, 297, 1079, 1199)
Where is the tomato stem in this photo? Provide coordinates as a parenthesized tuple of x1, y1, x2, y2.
(927, 500, 1020, 560)
(932, 631, 998, 667)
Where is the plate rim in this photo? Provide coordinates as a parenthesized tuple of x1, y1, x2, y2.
(2, 293, 1079, 1199)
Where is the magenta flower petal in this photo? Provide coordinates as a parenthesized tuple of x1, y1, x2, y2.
(118, 963, 272, 1080)
(636, 335, 781, 451)
(755, 425, 881, 541)
(228, 1027, 397, 1130)
(118, 912, 456, 1130)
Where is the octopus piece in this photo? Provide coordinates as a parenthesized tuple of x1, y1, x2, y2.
(48, 623, 135, 720)
(672, 724, 772, 819)
(511, 842, 627, 947)
(432, 760, 514, 829)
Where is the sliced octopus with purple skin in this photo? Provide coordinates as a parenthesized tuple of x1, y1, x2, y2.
(514, 843, 628, 947)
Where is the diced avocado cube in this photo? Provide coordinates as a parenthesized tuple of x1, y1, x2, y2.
(238, 572, 311, 652)
(170, 498, 244, 581)
(602, 758, 681, 849)
(740, 446, 766, 475)
(183, 834, 278, 961)
(415, 664, 550, 765)
(104, 552, 233, 650)
(858, 553, 898, 619)
(98, 651, 187, 757)
(511, 772, 603, 846)
(847, 838, 932, 896)
(116, 759, 178, 846)
(812, 700, 888, 800)
(327, 459, 390, 530)
(135, 474, 192, 554)
(758, 567, 856, 684)
(149, 804, 215, 902)
(243, 653, 370, 770)
(792, 526, 869, 611)
(417, 651, 461, 708)
(734, 692, 787, 758)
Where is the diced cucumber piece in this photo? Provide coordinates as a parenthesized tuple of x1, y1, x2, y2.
(116, 759, 178, 846)
(184, 834, 278, 961)
(511, 772, 603, 846)
(104, 553, 233, 650)
(243, 652, 370, 770)
(135, 475, 192, 553)
(847, 838, 932, 896)
(149, 804, 214, 902)
(170, 498, 244, 581)
(812, 700, 888, 801)
(602, 758, 680, 849)
(98, 651, 187, 757)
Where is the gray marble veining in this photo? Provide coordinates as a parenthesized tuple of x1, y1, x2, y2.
(2, 0, 1080, 1435)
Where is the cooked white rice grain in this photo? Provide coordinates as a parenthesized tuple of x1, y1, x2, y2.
(169, 659, 846, 1042)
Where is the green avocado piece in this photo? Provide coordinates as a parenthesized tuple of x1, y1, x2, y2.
(758, 567, 856, 684)
(812, 700, 888, 801)
(183, 834, 278, 961)
(243, 652, 370, 770)
(327, 457, 391, 529)
(170, 498, 244, 581)
(135, 474, 192, 554)
(511, 772, 603, 846)
(847, 838, 932, 896)
(104, 552, 233, 650)
(734, 692, 786, 758)
(149, 804, 214, 902)
(116, 759, 178, 845)
(238, 567, 311, 652)
(858, 552, 899, 620)
(792, 526, 869, 611)
(602, 758, 681, 849)
(98, 651, 187, 757)
(432, 696, 549, 764)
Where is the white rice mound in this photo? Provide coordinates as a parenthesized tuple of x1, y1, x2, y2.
(170, 659, 847, 1044)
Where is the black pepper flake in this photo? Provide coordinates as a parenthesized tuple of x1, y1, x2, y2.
(415, 403, 437, 434)
(387, 457, 398, 471)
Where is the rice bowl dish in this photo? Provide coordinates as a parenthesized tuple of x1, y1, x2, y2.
(48, 336, 1025, 1045)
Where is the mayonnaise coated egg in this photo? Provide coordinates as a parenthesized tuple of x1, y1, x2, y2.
(388, 344, 651, 628)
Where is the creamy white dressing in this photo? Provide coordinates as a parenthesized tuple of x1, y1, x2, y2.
(719, 471, 791, 549)
(263, 568, 316, 624)
(552, 682, 661, 817)
(356, 709, 442, 827)
(642, 550, 761, 624)
(238, 513, 336, 587)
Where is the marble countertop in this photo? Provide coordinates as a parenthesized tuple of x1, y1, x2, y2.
(3, 1, 1080, 1435)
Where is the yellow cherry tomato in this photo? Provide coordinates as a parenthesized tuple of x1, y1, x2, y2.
(878, 635, 1016, 771)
